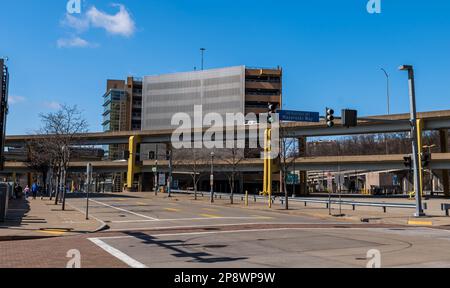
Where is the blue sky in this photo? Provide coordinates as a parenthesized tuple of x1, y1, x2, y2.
(1, 0, 450, 135)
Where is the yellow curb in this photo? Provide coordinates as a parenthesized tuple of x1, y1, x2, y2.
(164, 208, 180, 212)
(408, 220, 433, 226)
(38, 229, 68, 236)
(199, 214, 221, 218)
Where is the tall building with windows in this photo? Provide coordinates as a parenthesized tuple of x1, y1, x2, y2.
(102, 66, 282, 161)
(102, 78, 143, 160)
(142, 66, 282, 131)
(0, 59, 9, 170)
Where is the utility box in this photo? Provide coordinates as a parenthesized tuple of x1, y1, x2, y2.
(0, 183, 9, 222)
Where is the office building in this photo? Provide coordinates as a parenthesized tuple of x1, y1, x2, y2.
(0, 59, 9, 170)
(102, 77, 143, 159)
(142, 66, 282, 131)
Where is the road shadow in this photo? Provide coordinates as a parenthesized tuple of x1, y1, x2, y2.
(125, 231, 247, 264)
(0, 198, 34, 230)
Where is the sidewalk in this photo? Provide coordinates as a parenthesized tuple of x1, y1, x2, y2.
(0, 197, 106, 241)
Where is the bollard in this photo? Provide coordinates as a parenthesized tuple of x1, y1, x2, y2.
(245, 191, 249, 207)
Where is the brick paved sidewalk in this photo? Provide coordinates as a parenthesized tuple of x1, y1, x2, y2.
(0, 197, 106, 241)
(0, 234, 126, 268)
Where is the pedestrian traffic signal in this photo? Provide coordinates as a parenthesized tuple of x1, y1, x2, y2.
(326, 108, 335, 128)
(404, 155, 412, 168)
(421, 151, 431, 168)
(268, 103, 278, 123)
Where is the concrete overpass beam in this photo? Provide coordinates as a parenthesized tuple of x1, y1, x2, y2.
(440, 129, 449, 197)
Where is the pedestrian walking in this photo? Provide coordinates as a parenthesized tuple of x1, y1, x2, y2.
(24, 185, 30, 199)
(31, 182, 38, 200)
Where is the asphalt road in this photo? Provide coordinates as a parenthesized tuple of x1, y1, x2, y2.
(67, 194, 335, 231)
(4, 193, 450, 268)
(62, 193, 450, 268)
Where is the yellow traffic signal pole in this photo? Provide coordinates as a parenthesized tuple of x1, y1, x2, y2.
(268, 128, 272, 208)
(127, 136, 141, 191)
(263, 128, 273, 208)
(263, 129, 268, 198)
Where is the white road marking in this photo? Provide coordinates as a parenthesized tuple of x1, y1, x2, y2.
(111, 216, 272, 223)
(89, 199, 159, 221)
(89, 238, 148, 268)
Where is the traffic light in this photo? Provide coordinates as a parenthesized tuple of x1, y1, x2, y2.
(404, 155, 412, 168)
(268, 103, 278, 124)
(342, 109, 358, 128)
(122, 150, 130, 160)
(421, 151, 431, 168)
(326, 108, 335, 128)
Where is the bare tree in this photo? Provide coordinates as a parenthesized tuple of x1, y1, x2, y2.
(26, 137, 60, 198)
(279, 134, 299, 210)
(38, 105, 88, 210)
(173, 147, 209, 200)
(216, 142, 245, 204)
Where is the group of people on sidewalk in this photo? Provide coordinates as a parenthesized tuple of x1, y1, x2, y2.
(12, 182, 44, 200)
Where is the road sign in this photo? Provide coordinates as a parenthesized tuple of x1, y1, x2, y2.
(286, 173, 299, 185)
(336, 173, 345, 190)
(159, 174, 166, 186)
(278, 110, 320, 123)
(327, 173, 333, 193)
(152, 167, 157, 173)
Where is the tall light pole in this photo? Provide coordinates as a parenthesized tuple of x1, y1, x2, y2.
(210, 151, 215, 203)
(399, 65, 425, 217)
(381, 68, 391, 115)
(200, 48, 206, 71)
(155, 145, 159, 195)
(423, 144, 436, 196)
(381, 68, 390, 155)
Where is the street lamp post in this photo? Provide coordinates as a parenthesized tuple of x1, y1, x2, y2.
(200, 48, 206, 71)
(168, 147, 173, 198)
(399, 65, 425, 217)
(381, 68, 391, 115)
(155, 145, 159, 196)
(424, 144, 436, 196)
(381, 68, 391, 155)
(210, 152, 215, 203)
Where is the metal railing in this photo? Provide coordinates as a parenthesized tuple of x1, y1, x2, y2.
(170, 190, 426, 213)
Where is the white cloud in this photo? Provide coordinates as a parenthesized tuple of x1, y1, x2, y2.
(57, 36, 96, 48)
(8, 96, 26, 105)
(86, 4, 136, 37)
(43, 101, 62, 110)
(62, 14, 90, 33)
(61, 4, 136, 38)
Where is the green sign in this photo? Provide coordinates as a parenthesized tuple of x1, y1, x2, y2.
(286, 173, 299, 185)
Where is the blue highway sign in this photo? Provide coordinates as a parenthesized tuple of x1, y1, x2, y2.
(278, 110, 320, 123)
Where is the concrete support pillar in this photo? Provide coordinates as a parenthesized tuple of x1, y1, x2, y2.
(298, 137, 308, 196)
(440, 129, 449, 197)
